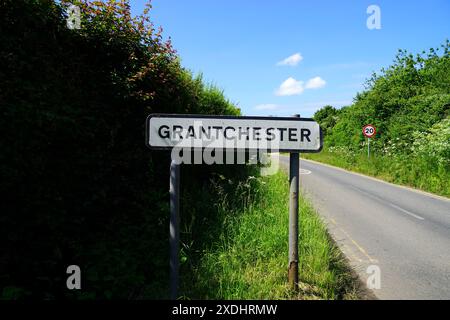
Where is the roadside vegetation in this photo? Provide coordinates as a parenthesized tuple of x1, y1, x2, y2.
(1, 0, 359, 300)
(180, 171, 359, 300)
(1, 0, 241, 299)
(304, 42, 450, 197)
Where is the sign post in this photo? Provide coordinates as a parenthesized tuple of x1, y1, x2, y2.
(169, 160, 180, 300)
(362, 124, 376, 159)
(288, 114, 300, 290)
(146, 114, 322, 298)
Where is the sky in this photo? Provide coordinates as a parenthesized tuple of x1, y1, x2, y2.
(130, 0, 449, 117)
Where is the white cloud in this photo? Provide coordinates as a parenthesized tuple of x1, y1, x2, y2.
(276, 53, 303, 66)
(305, 76, 326, 89)
(254, 104, 280, 111)
(275, 77, 304, 96)
(275, 76, 326, 96)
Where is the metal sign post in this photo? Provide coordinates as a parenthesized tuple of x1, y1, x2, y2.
(362, 124, 376, 160)
(288, 115, 300, 290)
(169, 160, 180, 300)
(146, 113, 322, 299)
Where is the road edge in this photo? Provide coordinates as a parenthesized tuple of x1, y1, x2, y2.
(297, 157, 450, 202)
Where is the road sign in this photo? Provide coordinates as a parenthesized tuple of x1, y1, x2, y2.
(362, 124, 376, 159)
(362, 124, 376, 138)
(146, 113, 323, 298)
(146, 114, 322, 153)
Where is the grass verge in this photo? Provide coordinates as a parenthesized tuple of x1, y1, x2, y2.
(179, 171, 360, 299)
(302, 149, 449, 197)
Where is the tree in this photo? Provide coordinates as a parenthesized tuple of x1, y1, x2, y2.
(313, 105, 340, 137)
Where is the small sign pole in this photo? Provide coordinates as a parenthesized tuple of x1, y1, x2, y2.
(169, 159, 180, 300)
(288, 114, 300, 291)
(362, 125, 376, 160)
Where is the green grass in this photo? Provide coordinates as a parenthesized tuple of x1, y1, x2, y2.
(303, 148, 450, 197)
(179, 171, 359, 299)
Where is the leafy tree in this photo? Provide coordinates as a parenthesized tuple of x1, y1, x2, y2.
(323, 41, 449, 150)
(313, 105, 340, 137)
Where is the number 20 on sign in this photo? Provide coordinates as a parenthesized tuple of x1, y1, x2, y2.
(363, 124, 376, 138)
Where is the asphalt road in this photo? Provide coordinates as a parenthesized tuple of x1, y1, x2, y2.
(278, 155, 450, 300)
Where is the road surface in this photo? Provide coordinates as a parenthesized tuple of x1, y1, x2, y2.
(278, 155, 450, 300)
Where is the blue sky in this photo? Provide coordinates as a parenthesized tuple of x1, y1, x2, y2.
(130, 0, 449, 117)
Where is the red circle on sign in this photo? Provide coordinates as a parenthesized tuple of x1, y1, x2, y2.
(362, 124, 376, 138)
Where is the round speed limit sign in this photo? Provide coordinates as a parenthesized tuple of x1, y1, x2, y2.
(362, 124, 376, 138)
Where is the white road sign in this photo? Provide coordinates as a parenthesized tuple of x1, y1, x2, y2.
(146, 114, 322, 152)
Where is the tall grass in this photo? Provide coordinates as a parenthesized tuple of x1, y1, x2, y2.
(179, 171, 358, 299)
(303, 148, 449, 197)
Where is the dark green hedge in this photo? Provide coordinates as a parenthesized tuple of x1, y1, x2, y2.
(0, 0, 245, 299)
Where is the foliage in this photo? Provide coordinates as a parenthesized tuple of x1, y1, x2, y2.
(411, 117, 450, 167)
(0, 0, 241, 299)
(313, 105, 341, 137)
(180, 172, 359, 300)
(310, 41, 450, 196)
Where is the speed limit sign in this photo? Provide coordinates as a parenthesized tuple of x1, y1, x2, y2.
(362, 124, 376, 138)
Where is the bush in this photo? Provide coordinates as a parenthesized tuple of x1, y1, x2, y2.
(0, 0, 244, 299)
(309, 41, 450, 196)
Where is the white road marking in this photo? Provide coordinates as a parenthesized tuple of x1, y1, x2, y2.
(279, 154, 427, 221)
(299, 169, 311, 175)
(388, 203, 425, 221)
(353, 187, 425, 221)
